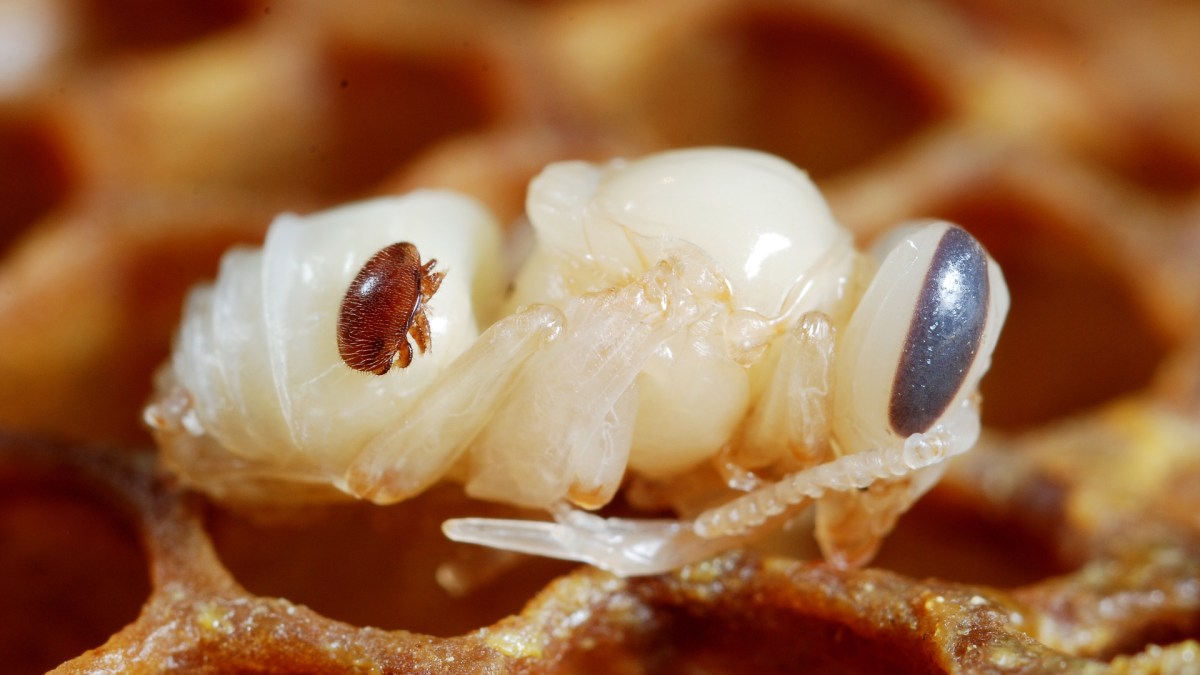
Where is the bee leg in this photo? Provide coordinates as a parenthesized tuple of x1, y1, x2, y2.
(815, 399, 979, 568)
(694, 404, 976, 542)
(342, 304, 564, 503)
(443, 504, 750, 577)
(733, 311, 836, 474)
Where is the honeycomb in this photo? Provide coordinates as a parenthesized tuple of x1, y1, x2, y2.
(2, 1, 1200, 672)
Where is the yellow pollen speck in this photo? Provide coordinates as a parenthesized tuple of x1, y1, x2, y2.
(196, 603, 234, 636)
(485, 629, 545, 659)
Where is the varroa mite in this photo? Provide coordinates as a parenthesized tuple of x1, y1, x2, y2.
(337, 242, 445, 375)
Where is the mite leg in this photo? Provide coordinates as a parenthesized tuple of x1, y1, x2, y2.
(421, 259, 445, 301)
(394, 338, 414, 369)
(409, 307, 432, 354)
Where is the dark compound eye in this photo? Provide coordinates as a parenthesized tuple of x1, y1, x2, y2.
(337, 242, 426, 375)
(888, 226, 990, 436)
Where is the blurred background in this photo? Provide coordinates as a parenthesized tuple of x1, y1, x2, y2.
(2, 0, 1200, 672)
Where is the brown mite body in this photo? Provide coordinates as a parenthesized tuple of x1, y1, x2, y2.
(337, 242, 445, 375)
